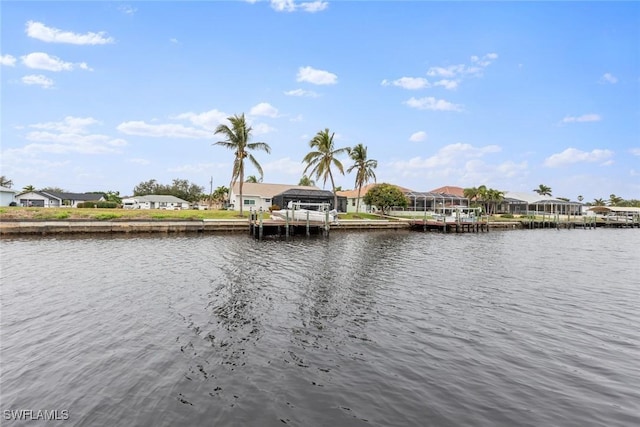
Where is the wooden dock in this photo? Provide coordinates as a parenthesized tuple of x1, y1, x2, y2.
(408, 219, 490, 233)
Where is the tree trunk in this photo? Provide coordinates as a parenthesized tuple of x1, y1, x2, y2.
(356, 185, 362, 214)
(329, 170, 338, 211)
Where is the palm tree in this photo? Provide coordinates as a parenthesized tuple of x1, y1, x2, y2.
(346, 143, 377, 214)
(302, 128, 350, 210)
(245, 175, 261, 183)
(298, 175, 315, 186)
(0, 176, 12, 188)
(577, 195, 584, 203)
(22, 185, 36, 193)
(463, 187, 480, 207)
(214, 113, 271, 215)
(593, 198, 606, 206)
(609, 194, 623, 206)
(533, 184, 552, 196)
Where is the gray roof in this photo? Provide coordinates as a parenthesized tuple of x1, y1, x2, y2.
(0, 186, 16, 193)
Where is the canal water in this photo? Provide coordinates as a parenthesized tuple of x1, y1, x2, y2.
(1, 229, 639, 426)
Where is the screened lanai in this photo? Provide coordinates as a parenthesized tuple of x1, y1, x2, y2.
(402, 191, 469, 213)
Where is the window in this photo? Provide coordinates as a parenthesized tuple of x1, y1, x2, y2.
(244, 199, 256, 205)
(352, 199, 356, 206)
(265, 198, 271, 203)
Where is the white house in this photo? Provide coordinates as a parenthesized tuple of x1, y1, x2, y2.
(0, 186, 17, 206)
(121, 195, 190, 210)
(228, 182, 320, 212)
(336, 184, 380, 214)
(15, 191, 105, 208)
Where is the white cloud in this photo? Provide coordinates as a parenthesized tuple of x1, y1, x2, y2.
(18, 116, 126, 155)
(296, 66, 337, 85)
(252, 123, 277, 135)
(390, 143, 501, 171)
(270, 0, 328, 12)
(426, 53, 497, 84)
(543, 148, 614, 167)
(22, 74, 54, 88)
(409, 131, 427, 142)
(118, 5, 137, 15)
(172, 109, 228, 129)
(1, 54, 16, 66)
(404, 97, 463, 112)
(630, 148, 640, 156)
(470, 52, 498, 67)
(26, 21, 114, 45)
(284, 88, 319, 97)
(22, 52, 91, 72)
(117, 121, 211, 139)
(263, 157, 305, 176)
(381, 77, 430, 90)
(250, 102, 279, 118)
(600, 73, 617, 84)
(434, 79, 459, 90)
(561, 114, 601, 123)
(170, 38, 179, 44)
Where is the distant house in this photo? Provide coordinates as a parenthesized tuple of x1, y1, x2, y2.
(501, 192, 582, 215)
(228, 182, 321, 212)
(428, 186, 465, 198)
(121, 195, 190, 210)
(337, 183, 380, 213)
(15, 191, 104, 208)
(0, 186, 17, 206)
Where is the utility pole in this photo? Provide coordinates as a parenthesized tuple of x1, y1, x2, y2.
(209, 176, 213, 209)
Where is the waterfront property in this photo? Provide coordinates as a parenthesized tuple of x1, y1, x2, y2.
(228, 182, 321, 212)
(15, 191, 105, 208)
(500, 192, 583, 216)
(121, 195, 190, 210)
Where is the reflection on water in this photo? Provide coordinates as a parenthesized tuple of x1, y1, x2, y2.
(1, 230, 639, 426)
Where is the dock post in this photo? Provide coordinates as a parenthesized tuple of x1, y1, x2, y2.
(258, 209, 263, 240)
(285, 211, 290, 239)
(324, 209, 330, 237)
(306, 210, 310, 237)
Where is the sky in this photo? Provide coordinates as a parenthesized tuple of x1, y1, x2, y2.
(1, 0, 639, 202)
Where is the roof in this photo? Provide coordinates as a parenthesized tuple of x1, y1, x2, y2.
(231, 182, 319, 198)
(129, 195, 190, 204)
(503, 191, 566, 204)
(336, 183, 379, 198)
(588, 206, 640, 214)
(0, 186, 16, 193)
(274, 188, 337, 198)
(45, 191, 104, 201)
(428, 186, 465, 197)
(405, 191, 468, 201)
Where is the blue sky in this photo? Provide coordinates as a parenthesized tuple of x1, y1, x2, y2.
(1, 0, 638, 202)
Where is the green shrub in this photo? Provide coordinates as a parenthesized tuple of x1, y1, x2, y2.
(55, 212, 70, 219)
(500, 213, 514, 218)
(77, 201, 118, 209)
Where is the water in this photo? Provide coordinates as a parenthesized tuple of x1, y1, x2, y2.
(1, 229, 639, 426)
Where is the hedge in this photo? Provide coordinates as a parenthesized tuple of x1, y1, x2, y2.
(77, 201, 119, 209)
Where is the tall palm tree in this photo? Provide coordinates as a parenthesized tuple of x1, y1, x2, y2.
(0, 176, 12, 188)
(214, 113, 271, 215)
(302, 128, 350, 210)
(577, 195, 584, 203)
(609, 194, 623, 206)
(533, 184, 552, 196)
(298, 175, 315, 186)
(593, 198, 606, 206)
(22, 184, 36, 193)
(463, 187, 480, 207)
(245, 175, 261, 183)
(346, 143, 377, 214)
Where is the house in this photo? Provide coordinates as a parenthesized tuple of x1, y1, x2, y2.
(15, 191, 105, 208)
(228, 182, 321, 212)
(337, 183, 380, 213)
(121, 195, 190, 210)
(428, 186, 466, 198)
(501, 192, 582, 215)
(0, 186, 17, 206)
(402, 188, 468, 214)
(272, 188, 347, 212)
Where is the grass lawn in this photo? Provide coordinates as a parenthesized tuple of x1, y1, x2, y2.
(0, 207, 388, 221)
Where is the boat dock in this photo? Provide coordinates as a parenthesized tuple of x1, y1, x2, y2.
(408, 219, 490, 233)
